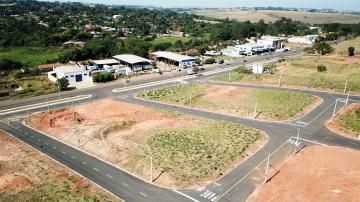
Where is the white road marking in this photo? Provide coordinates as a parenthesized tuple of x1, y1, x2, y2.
(0, 94, 92, 115)
(81, 161, 87, 165)
(37, 139, 41, 142)
(106, 174, 113, 179)
(291, 137, 328, 146)
(173, 190, 200, 202)
(24, 132, 28, 135)
(44, 142, 48, 146)
(71, 155, 76, 159)
(93, 167, 99, 171)
(61, 151, 66, 154)
(52, 146, 56, 149)
(139, 192, 147, 197)
(214, 183, 222, 187)
(196, 187, 205, 192)
(349, 142, 359, 146)
(122, 183, 129, 187)
(31, 135, 34, 138)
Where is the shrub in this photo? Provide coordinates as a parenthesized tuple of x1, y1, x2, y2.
(348, 47, 355, 56)
(56, 78, 69, 90)
(0, 59, 23, 71)
(317, 64, 327, 72)
(195, 58, 201, 65)
(205, 57, 216, 64)
(234, 66, 252, 74)
(93, 72, 114, 83)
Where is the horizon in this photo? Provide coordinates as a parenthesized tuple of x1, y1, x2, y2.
(42, 0, 360, 11)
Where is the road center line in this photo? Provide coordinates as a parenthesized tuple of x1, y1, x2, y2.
(122, 183, 129, 187)
(139, 192, 147, 197)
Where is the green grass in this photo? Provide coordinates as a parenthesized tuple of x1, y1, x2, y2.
(213, 56, 360, 93)
(147, 121, 260, 187)
(0, 47, 71, 68)
(152, 36, 194, 45)
(3, 75, 59, 99)
(337, 106, 360, 136)
(139, 84, 316, 120)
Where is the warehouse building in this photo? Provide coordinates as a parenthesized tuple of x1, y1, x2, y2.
(150, 51, 196, 69)
(91, 59, 120, 69)
(113, 54, 153, 71)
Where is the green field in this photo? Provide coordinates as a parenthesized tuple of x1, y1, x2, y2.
(0, 47, 71, 68)
(139, 84, 316, 120)
(337, 106, 360, 137)
(214, 56, 360, 94)
(148, 120, 261, 187)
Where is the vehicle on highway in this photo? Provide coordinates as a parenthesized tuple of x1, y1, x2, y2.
(217, 60, 225, 64)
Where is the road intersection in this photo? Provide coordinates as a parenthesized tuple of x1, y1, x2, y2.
(1, 50, 359, 202)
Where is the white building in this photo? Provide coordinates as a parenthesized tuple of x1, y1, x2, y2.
(222, 43, 268, 56)
(113, 54, 153, 71)
(48, 65, 91, 83)
(150, 51, 196, 69)
(287, 35, 317, 45)
(252, 64, 264, 74)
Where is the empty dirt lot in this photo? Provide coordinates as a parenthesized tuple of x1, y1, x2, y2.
(247, 146, 360, 202)
(195, 9, 360, 24)
(30, 99, 266, 188)
(0, 131, 118, 201)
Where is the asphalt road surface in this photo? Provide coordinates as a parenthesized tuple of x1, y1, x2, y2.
(1, 49, 359, 202)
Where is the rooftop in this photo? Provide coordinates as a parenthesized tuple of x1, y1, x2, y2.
(91, 59, 120, 65)
(54, 65, 88, 73)
(113, 54, 151, 64)
(151, 51, 195, 62)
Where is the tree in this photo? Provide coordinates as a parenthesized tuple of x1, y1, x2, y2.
(56, 78, 69, 90)
(317, 64, 327, 72)
(313, 37, 334, 55)
(348, 47, 355, 56)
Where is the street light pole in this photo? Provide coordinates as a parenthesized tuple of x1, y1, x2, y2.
(344, 79, 348, 93)
(278, 73, 283, 88)
(345, 89, 351, 106)
(253, 102, 258, 119)
(47, 97, 50, 113)
(264, 153, 270, 184)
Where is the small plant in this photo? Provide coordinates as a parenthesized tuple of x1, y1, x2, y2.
(317, 64, 327, 72)
(93, 72, 115, 83)
(348, 46, 355, 56)
(56, 78, 69, 90)
(205, 57, 216, 64)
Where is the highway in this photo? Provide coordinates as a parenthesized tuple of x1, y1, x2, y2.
(1, 49, 360, 202)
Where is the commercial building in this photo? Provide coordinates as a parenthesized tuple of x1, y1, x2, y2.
(48, 65, 91, 83)
(91, 59, 120, 69)
(150, 51, 196, 69)
(258, 36, 286, 50)
(113, 54, 153, 71)
(287, 35, 317, 45)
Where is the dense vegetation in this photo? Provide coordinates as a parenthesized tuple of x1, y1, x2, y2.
(2, 0, 360, 65)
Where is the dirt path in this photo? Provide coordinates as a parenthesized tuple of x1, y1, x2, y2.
(247, 146, 360, 202)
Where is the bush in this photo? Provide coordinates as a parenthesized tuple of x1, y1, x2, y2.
(195, 58, 202, 65)
(56, 78, 69, 90)
(93, 72, 115, 83)
(234, 66, 252, 74)
(0, 59, 23, 71)
(317, 64, 327, 72)
(205, 57, 216, 64)
(348, 47, 355, 56)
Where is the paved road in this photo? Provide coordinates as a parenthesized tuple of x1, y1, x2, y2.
(1, 49, 360, 202)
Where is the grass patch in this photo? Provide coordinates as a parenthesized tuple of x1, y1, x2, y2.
(0, 47, 71, 68)
(147, 121, 260, 187)
(333, 37, 360, 54)
(337, 106, 360, 136)
(212, 55, 360, 93)
(139, 84, 316, 120)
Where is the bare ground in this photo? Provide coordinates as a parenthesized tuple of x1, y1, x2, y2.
(247, 146, 360, 202)
(29, 98, 267, 188)
(0, 131, 119, 201)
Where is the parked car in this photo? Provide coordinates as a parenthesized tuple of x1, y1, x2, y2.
(217, 60, 224, 64)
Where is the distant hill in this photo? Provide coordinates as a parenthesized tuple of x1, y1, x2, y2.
(194, 9, 360, 24)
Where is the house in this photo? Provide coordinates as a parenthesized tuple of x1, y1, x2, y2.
(150, 51, 196, 69)
(113, 54, 153, 71)
(48, 65, 91, 83)
(38, 63, 60, 72)
(91, 59, 120, 70)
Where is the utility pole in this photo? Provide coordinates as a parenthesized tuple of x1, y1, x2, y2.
(295, 126, 301, 145)
(228, 69, 231, 84)
(344, 80, 348, 93)
(72, 95, 75, 119)
(264, 153, 270, 184)
(189, 91, 192, 108)
(332, 99, 338, 119)
(345, 89, 351, 106)
(27, 110, 30, 125)
(278, 73, 283, 88)
(47, 97, 50, 113)
(150, 154, 153, 183)
(253, 102, 258, 119)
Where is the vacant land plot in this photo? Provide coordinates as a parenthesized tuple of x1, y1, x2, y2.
(333, 37, 360, 54)
(214, 56, 360, 94)
(139, 84, 318, 121)
(327, 103, 360, 139)
(0, 47, 70, 68)
(30, 99, 265, 188)
(0, 131, 119, 201)
(248, 146, 360, 202)
(194, 9, 360, 24)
